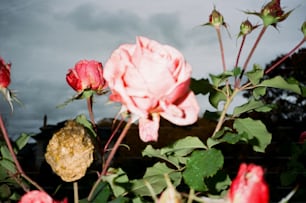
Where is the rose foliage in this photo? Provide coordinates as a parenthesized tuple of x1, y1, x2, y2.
(0, 0, 305, 202)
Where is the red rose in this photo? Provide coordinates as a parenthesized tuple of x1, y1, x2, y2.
(228, 163, 269, 203)
(66, 60, 106, 93)
(299, 131, 306, 144)
(104, 36, 199, 142)
(0, 56, 11, 89)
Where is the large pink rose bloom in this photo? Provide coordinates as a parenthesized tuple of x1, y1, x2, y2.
(66, 60, 106, 93)
(228, 163, 269, 203)
(0, 56, 11, 89)
(104, 36, 200, 142)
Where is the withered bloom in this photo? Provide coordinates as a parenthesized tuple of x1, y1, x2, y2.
(45, 120, 94, 182)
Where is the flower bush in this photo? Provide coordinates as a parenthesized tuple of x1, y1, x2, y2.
(0, 0, 305, 202)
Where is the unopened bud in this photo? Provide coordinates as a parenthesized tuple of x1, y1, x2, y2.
(209, 8, 224, 27)
(239, 20, 255, 37)
(260, 0, 291, 26)
(301, 21, 306, 37)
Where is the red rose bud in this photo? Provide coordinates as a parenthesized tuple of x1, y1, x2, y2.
(0, 56, 11, 89)
(260, 0, 292, 26)
(299, 131, 306, 144)
(202, 6, 227, 29)
(66, 60, 106, 94)
(228, 163, 269, 203)
(208, 7, 225, 27)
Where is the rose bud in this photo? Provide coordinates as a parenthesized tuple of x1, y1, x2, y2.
(0, 57, 11, 89)
(228, 163, 269, 203)
(238, 20, 258, 38)
(66, 60, 106, 95)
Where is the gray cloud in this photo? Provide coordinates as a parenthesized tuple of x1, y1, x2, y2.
(0, 0, 305, 139)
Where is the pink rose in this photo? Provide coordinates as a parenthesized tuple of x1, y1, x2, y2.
(19, 190, 53, 203)
(228, 163, 269, 203)
(66, 60, 106, 93)
(104, 36, 199, 142)
(0, 56, 11, 89)
(19, 190, 67, 203)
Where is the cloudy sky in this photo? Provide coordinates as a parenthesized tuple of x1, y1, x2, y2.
(0, 0, 305, 138)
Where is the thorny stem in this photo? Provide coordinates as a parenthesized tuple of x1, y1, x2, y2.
(103, 119, 124, 163)
(211, 88, 239, 138)
(235, 36, 246, 68)
(88, 119, 132, 201)
(265, 37, 306, 74)
(234, 35, 246, 88)
(240, 26, 268, 80)
(216, 26, 227, 72)
(0, 115, 44, 192)
(87, 96, 96, 129)
(102, 119, 132, 175)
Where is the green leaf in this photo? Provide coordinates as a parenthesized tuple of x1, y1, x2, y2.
(205, 170, 231, 193)
(190, 78, 211, 95)
(233, 67, 242, 77)
(258, 76, 301, 94)
(0, 184, 11, 199)
(108, 197, 129, 203)
(160, 136, 207, 156)
(142, 145, 180, 168)
(233, 118, 272, 152)
(209, 89, 226, 109)
(246, 65, 264, 85)
(207, 132, 244, 148)
(203, 110, 221, 121)
(103, 168, 129, 197)
(0, 165, 9, 179)
(209, 72, 232, 87)
(0, 159, 17, 174)
(131, 162, 181, 196)
(75, 114, 97, 137)
(301, 85, 306, 97)
(0, 146, 13, 162)
(85, 181, 111, 203)
(8, 192, 21, 201)
(233, 98, 272, 117)
(15, 133, 31, 151)
(183, 149, 224, 191)
(253, 86, 267, 99)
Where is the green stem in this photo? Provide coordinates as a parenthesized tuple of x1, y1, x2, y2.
(216, 26, 227, 72)
(73, 182, 78, 203)
(144, 180, 158, 202)
(211, 88, 239, 138)
(240, 26, 268, 79)
(187, 188, 195, 203)
(265, 37, 306, 74)
(88, 119, 132, 201)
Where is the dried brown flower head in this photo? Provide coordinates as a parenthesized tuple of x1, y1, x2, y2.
(45, 120, 94, 182)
